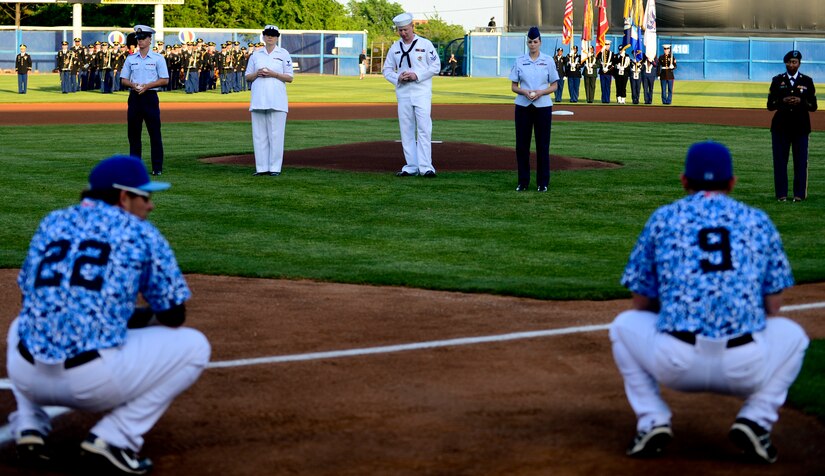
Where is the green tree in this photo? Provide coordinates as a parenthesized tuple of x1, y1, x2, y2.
(346, 0, 403, 43)
(414, 12, 466, 45)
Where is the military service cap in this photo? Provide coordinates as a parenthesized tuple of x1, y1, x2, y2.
(784, 50, 802, 62)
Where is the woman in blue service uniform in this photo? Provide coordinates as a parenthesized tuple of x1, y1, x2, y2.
(509, 27, 559, 192)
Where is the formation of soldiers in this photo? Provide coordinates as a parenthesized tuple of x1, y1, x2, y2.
(56, 38, 134, 94)
(553, 43, 662, 105)
(57, 37, 264, 94)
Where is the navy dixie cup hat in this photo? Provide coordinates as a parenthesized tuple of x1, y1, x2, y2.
(527, 27, 541, 40)
(684, 141, 733, 182)
(89, 155, 170, 196)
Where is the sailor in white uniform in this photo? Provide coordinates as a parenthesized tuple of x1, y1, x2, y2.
(382, 12, 441, 177)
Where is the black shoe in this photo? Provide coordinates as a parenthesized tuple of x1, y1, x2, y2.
(792, 197, 804, 202)
(270, 172, 281, 176)
(81, 433, 153, 475)
(151, 171, 162, 176)
(16, 429, 51, 466)
(626, 424, 673, 457)
(537, 185, 548, 192)
(423, 171, 437, 178)
(729, 418, 778, 463)
(253, 171, 269, 176)
(515, 184, 528, 192)
(396, 171, 418, 177)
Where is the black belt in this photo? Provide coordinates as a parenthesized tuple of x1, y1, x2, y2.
(668, 331, 753, 349)
(18, 341, 100, 369)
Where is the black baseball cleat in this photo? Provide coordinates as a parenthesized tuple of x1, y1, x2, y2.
(537, 185, 548, 192)
(81, 433, 153, 475)
(151, 171, 162, 176)
(396, 170, 418, 177)
(729, 418, 778, 463)
(626, 424, 673, 458)
(422, 171, 437, 178)
(16, 429, 51, 467)
(252, 171, 269, 176)
(515, 184, 529, 192)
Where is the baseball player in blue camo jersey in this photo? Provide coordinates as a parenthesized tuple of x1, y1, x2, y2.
(609, 141, 809, 463)
(7, 155, 210, 475)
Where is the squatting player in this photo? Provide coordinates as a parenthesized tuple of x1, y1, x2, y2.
(7, 155, 210, 475)
(609, 141, 809, 463)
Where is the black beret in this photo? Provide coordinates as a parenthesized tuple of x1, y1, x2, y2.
(784, 50, 802, 62)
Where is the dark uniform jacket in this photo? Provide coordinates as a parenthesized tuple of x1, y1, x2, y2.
(565, 54, 582, 78)
(768, 72, 818, 135)
(658, 54, 676, 80)
(16, 53, 32, 74)
(597, 50, 614, 75)
(554, 54, 567, 78)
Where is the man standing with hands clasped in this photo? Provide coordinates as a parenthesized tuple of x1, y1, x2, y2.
(768, 50, 817, 202)
(245, 24, 293, 177)
(120, 25, 169, 176)
(609, 141, 809, 463)
(383, 12, 441, 178)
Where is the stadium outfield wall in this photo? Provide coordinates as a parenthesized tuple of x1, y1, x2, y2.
(466, 33, 825, 81)
(0, 26, 367, 75)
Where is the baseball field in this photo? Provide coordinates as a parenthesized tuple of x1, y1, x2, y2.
(0, 74, 823, 475)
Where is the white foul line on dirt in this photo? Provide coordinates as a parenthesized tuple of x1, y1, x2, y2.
(206, 323, 610, 369)
(0, 300, 823, 443)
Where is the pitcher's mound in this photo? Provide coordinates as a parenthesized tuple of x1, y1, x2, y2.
(202, 141, 619, 172)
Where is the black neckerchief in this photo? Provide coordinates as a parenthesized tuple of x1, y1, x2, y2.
(399, 38, 418, 68)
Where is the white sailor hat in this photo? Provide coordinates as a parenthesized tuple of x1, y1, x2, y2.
(605, 40, 612, 45)
(392, 12, 413, 28)
(663, 44, 671, 49)
(133, 25, 156, 36)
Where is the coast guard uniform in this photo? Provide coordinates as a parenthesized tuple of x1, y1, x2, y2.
(382, 29, 441, 175)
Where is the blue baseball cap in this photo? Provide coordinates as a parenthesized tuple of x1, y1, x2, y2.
(89, 155, 170, 196)
(684, 141, 733, 182)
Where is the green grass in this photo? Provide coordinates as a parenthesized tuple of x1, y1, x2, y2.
(790, 340, 825, 422)
(1, 74, 822, 420)
(2, 73, 775, 108)
(1, 119, 823, 299)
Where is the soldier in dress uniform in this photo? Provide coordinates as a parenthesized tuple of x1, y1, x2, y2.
(614, 47, 631, 104)
(658, 44, 676, 104)
(598, 40, 615, 103)
(233, 41, 245, 92)
(629, 50, 643, 104)
(220, 42, 235, 94)
(198, 40, 210, 92)
(91, 41, 102, 90)
(16, 44, 32, 94)
(99, 42, 115, 93)
(184, 42, 199, 94)
(70, 38, 84, 92)
(583, 45, 598, 103)
(553, 48, 566, 103)
(208, 42, 219, 90)
(565, 45, 582, 103)
(642, 54, 657, 104)
(768, 50, 818, 202)
(57, 41, 73, 94)
(112, 43, 124, 92)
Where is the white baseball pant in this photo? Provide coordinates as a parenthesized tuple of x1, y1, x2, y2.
(609, 310, 808, 433)
(7, 319, 210, 452)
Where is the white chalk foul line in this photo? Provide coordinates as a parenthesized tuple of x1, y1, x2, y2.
(206, 323, 611, 369)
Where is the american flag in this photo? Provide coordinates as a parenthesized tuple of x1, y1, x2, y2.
(562, 0, 574, 45)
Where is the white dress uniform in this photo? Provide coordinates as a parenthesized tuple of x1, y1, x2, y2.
(382, 32, 441, 175)
(246, 45, 293, 174)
